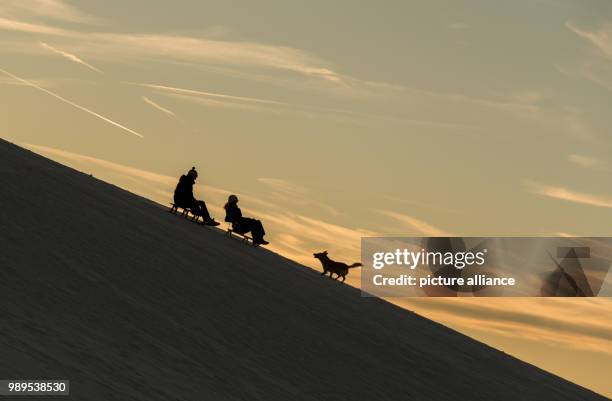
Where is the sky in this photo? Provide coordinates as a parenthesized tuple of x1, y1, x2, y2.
(1, 0, 611, 396)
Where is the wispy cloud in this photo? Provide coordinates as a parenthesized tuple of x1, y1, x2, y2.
(525, 180, 612, 209)
(0, 16, 342, 81)
(40, 41, 102, 73)
(556, 231, 576, 238)
(0, 68, 143, 138)
(257, 178, 308, 197)
(566, 22, 612, 60)
(0, 11, 474, 108)
(378, 194, 467, 216)
(142, 96, 177, 117)
(377, 209, 451, 236)
(413, 86, 547, 119)
(398, 298, 612, 355)
(255, 178, 341, 218)
(0, 10, 545, 123)
(0, 16, 67, 35)
(565, 21, 612, 104)
(563, 106, 597, 141)
(0, 0, 97, 24)
(568, 154, 606, 170)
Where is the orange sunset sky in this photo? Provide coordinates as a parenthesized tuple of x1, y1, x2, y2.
(1, 0, 611, 396)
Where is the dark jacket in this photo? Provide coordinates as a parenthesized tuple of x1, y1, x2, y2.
(174, 175, 195, 207)
(224, 202, 242, 223)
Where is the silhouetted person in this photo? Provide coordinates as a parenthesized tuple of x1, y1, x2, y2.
(224, 194, 269, 245)
(174, 167, 219, 226)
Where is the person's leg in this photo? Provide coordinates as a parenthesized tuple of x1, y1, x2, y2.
(195, 200, 211, 219)
(234, 217, 253, 234)
(196, 200, 219, 225)
(255, 220, 265, 236)
(252, 219, 268, 244)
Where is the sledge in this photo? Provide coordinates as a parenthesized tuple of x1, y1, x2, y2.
(169, 203, 201, 223)
(169, 203, 219, 226)
(226, 226, 257, 246)
(169, 202, 190, 217)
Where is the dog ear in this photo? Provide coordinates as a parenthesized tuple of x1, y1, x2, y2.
(324, 250, 328, 255)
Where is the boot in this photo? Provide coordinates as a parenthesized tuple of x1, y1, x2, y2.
(204, 218, 220, 227)
(254, 238, 269, 245)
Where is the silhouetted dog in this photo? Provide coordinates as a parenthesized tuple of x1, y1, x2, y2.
(313, 251, 362, 282)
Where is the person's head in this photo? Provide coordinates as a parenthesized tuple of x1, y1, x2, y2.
(187, 167, 198, 179)
(228, 194, 238, 204)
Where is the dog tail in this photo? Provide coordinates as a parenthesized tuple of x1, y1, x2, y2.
(348, 263, 362, 268)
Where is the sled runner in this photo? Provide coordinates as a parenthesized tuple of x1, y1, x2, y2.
(226, 227, 257, 246)
(169, 203, 200, 223)
(169, 202, 191, 217)
(170, 203, 219, 226)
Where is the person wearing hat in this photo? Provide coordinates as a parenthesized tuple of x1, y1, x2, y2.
(224, 194, 269, 245)
(173, 167, 219, 226)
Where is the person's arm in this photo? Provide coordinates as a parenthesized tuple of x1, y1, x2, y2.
(187, 180, 195, 202)
(225, 204, 237, 222)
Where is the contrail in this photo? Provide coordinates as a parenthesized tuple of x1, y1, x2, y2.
(0, 68, 144, 138)
(133, 82, 292, 107)
(142, 96, 176, 117)
(40, 42, 103, 74)
(130, 81, 475, 129)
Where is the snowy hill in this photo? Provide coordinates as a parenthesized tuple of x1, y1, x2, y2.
(0, 138, 607, 401)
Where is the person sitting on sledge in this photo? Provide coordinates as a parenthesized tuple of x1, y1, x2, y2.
(224, 194, 269, 245)
(173, 167, 219, 226)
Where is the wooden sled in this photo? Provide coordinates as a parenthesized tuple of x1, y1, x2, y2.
(169, 202, 190, 217)
(226, 226, 257, 246)
(169, 203, 202, 223)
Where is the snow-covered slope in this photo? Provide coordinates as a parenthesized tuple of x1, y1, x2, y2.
(0, 138, 607, 401)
